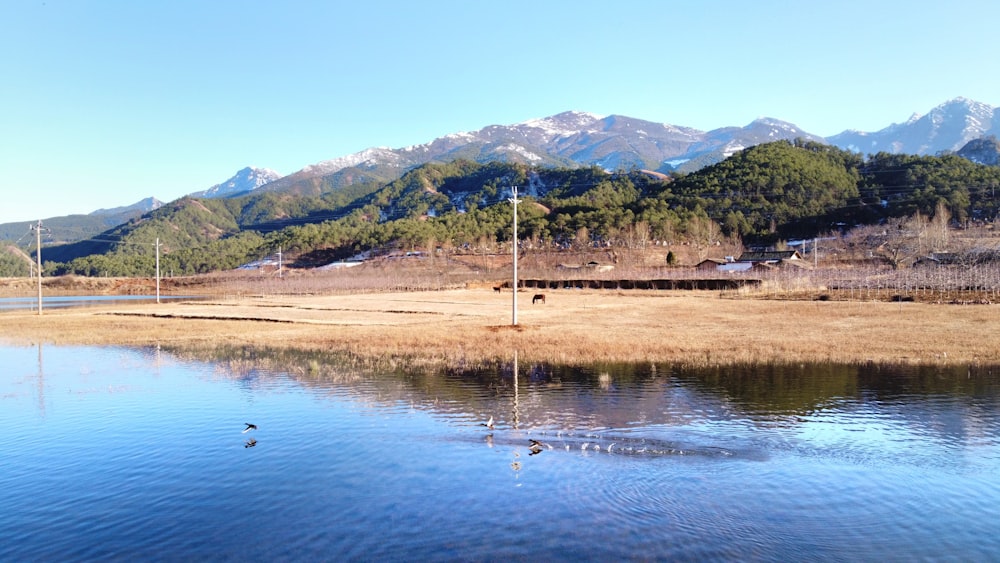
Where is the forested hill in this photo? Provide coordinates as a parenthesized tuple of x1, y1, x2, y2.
(9, 140, 1000, 278)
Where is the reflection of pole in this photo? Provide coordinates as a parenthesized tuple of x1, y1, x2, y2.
(36, 343, 45, 416)
(512, 349, 519, 430)
(509, 349, 522, 475)
(509, 187, 521, 326)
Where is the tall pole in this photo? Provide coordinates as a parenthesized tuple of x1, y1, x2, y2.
(509, 186, 521, 326)
(34, 220, 43, 316)
(155, 238, 161, 304)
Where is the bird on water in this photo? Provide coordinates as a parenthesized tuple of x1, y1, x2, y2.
(480, 416, 494, 430)
(529, 439, 551, 455)
(243, 423, 257, 433)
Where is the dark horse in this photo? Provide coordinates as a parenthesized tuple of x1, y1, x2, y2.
(532, 294, 546, 304)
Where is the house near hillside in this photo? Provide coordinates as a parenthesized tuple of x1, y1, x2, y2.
(699, 250, 806, 273)
(695, 258, 727, 271)
(737, 250, 803, 264)
(557, 260, 615, 272)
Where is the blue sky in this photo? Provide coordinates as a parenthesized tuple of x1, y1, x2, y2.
(2, 0, 997, 225)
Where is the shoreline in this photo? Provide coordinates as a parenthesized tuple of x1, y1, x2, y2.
(2, 288, 998, 367)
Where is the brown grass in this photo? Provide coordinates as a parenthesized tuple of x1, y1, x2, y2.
(2, 286, 998, 368)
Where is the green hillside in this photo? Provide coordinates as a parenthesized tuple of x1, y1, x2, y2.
(8, 140, 1000, 278)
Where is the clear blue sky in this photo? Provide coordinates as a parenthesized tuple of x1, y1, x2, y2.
(2, 0, 997, 225)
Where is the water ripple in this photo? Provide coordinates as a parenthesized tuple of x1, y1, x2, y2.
(3, 346, 1000, 561)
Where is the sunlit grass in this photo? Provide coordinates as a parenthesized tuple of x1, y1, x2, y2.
(2, 285, 997, 368)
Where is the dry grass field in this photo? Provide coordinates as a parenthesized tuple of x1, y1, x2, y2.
(2, 280, 998, 368)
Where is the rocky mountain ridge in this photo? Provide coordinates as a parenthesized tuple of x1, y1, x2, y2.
(5, 98, 997, 239)
(217, 98, 998, 200)
(190, 167, 282, 198)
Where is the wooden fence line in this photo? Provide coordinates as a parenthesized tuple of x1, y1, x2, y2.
(501, 278, 762, 291)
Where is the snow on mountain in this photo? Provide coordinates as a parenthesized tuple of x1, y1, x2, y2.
(662, 117, 825, 172)
(517, 111, 607, 137)
(234, 104, 830, 197)
(192, 166, 282, 198)
(827, 97, 1000, 155)
(256, 110, 832, 192)
(193, 98, 999, 202)
(301, 147, 408, 176)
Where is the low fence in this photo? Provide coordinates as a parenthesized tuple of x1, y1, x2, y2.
(512, 278, 761, 291)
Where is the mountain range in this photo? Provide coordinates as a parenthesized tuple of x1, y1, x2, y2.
(204, 97, 999, 200)
(3, 97, 998, 242)
(0, 196, 163, 244)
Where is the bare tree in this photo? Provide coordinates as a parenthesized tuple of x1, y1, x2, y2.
(846, 215, 926, 269)
(573, 227, 590, 251)
(686, 215, 724, 261)
(927, 201, 951, 252)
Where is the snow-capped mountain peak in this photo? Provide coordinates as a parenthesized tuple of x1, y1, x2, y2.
(193, 166, 282, 199)
(190, 98, 999, 203)
(827, 97, 999, 156)
(303, 147, 406, 176)
(518, 111, 607, 135)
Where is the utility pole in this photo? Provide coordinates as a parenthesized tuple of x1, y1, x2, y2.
(32, 220, 43, 315)
(509, 186, 521, 326)
(155, 238, 161, 304)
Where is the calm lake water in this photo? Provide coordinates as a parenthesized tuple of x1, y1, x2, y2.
(0, 295, 200, 312)
(1, 344, 998, 561)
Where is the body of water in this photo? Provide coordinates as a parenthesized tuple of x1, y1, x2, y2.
(0, 295, 200, 311)
(1, 345, 998, 561)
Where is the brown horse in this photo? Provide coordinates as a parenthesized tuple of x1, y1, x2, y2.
(532, 294, 546, 304)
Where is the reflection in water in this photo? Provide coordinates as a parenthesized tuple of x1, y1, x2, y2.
(3, 344, 999, 561)
(160, 342, 1000, 454)
(35, 343, 45, 416)
(528, 438, 547, 455)
(510, 349, 521, 472)
(0, 294, 204, 311)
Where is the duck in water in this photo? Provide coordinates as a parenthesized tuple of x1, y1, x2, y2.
(480, 416, 494, 430)
(244, 438, 257, 448)
(529, 439, 551, 455)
